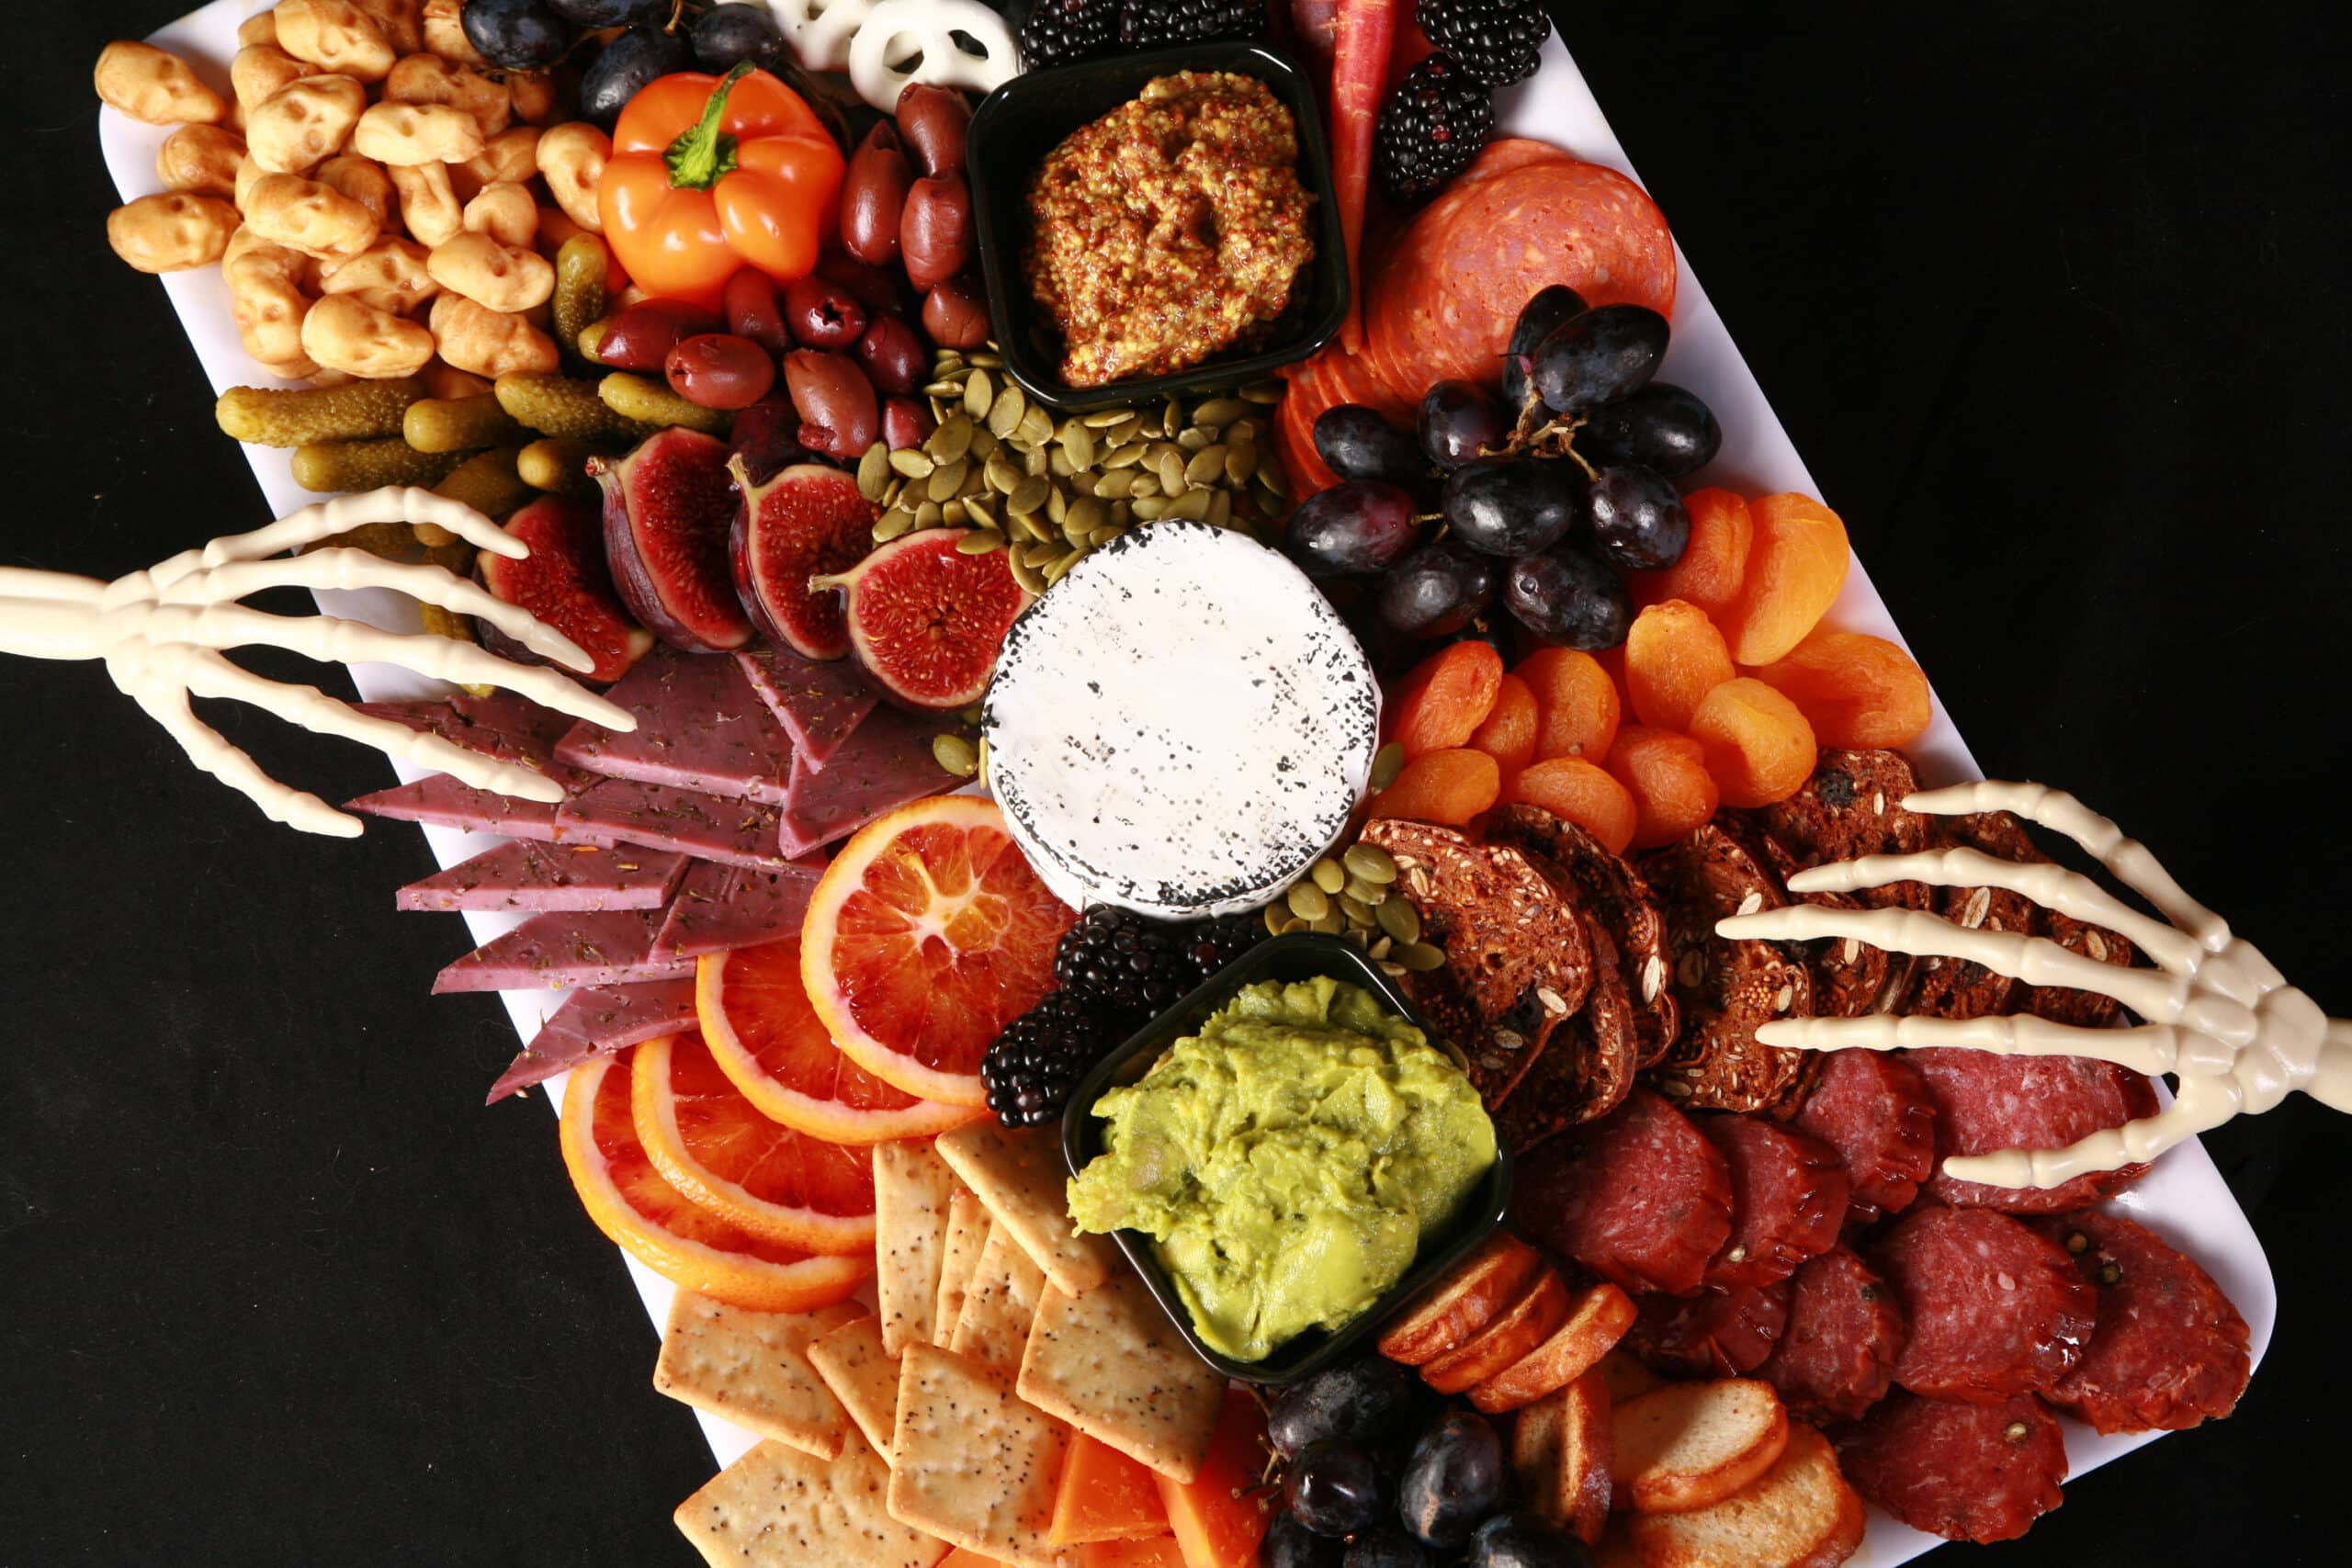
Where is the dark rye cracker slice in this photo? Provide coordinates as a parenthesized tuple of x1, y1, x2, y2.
(1724, 748, 1934, 910)
(1900, 809, 2040, 1020)
(1361, 819, 1592, 1111)
(1496, 910, 1639, 1152)
(1487, 806, 1678, 1070)
(1636, 826, 1817, 1114)
(2027, 908, 2137, 1029)
(1737, 829, 1895, 1019)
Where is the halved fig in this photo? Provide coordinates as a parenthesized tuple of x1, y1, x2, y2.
(728, 458, 876, 660)
(810, 530, 1033, 708)
(475, 494, 652, 685)
(593, 427, 752, 654)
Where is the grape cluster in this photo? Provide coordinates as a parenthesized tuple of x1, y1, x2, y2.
(461, 2, 789, 126)
(1285, 286, 1721, 664)
(1260, 1359, 1595, 1567)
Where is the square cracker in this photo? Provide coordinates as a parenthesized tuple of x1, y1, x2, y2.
(888, 1342, 1076, 1568)
(950, 1222, 1047, 1382)
(654, 1292, 866, 1459)
(932, 1188, 991, 1348)
(1015, 1269, 1226, 1484)
(807, 1314, 902, 1463)
(936, 1120, 1113, 1298)
(875, 1139, 962, 1354)
(673, 1430, 945, 1568)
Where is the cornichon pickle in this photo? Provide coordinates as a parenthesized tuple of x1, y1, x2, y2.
(403, 394, 525, 454)
(431, 445, 536, 521)
(552, 234, 610, 366)
(216, 376, 429, 447)
(517, 436, 599, 497)
(600, 372, 729, 435)
(494, 373, 663, 442)
(578, 319, 611, 365)
(290, 437, 470, 493)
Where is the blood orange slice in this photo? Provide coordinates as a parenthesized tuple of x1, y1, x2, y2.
(697, 938, 983, 1143)
(631, 1029, 879, 1254)
(560, 1049, 871, 1314)
(800, 795, 1077, 1105)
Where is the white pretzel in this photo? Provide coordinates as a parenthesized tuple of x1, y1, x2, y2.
(845, 0, 1017, 114)
(766, 0, 877, 73)
(0, 488, 634, 838)
(1716, 779, 2349, 1190)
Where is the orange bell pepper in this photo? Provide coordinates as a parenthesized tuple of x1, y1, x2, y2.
(598, 62, 845, 309)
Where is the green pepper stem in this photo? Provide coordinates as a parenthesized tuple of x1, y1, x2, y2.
(664, 61, 755, 191)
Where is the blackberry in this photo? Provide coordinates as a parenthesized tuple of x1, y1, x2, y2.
(1117, 0, 1265, 50)
(981, 989, 1102, 1128)
(1374, 53, 1495, 207)
(1417, 0, 1552, 88)
(1018, 0, 1118, 68)
(1184, 910, 1270, 982)
(1054, 907, 1200, 1030)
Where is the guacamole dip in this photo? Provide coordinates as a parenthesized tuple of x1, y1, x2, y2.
(1068, 976, 1497, 1362)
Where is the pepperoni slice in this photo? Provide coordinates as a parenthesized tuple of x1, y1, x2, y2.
(1624, 1281, 1788, 1378)
(1789, 1047, 1937, 1224)
(1755, 1246, 1905, 1421)
(1876, 1206, 2096, 1403)
(1910, 1048, 2159, 1213)
(1698, 1115, 1849, 1289)
(1514, 1087, 1732, 1297)
(1835, 1392, 2068, 1544)
(2037, 1209, 2252, 1433)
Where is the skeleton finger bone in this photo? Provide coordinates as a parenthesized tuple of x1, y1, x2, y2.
(119, 671, 361, 837)
(1753, 1010, 2190, 1078)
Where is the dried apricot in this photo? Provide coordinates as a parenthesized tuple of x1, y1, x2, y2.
(1387, 642, 1506, 758)
(1368, 748, 1502, 827)
(1752, 630, 1933, 749)
(1606, 726, 1721, 849)
(1634, 487, 1751, 615)
(1624, 599, 1736, 731)
(1515, 647, 1620, 763)
(1466, 673, 1537, 773)
(1687, 678, 1817, 808)
(1718, 494, 1850, 665)
(1503, 758, 1638, 854)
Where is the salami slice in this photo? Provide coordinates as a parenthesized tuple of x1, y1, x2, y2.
(1624, 1282, 1788, 1377)
(1514, 1087, 1733, 1297)
(1789, 1047, 1938, 1224)
(1876, 1206, 2095, 1403)
(1834, 1392, 2067, 1543)
(1496, 910, 1638, 1151)
(1487, 805, 1678, 1070)
(1697, 1115, 1849, 1289)
(1755, 1246, 1905, 1421)
(1911, 1047, 2158, 1213)
(2037, 1209, 2251, 1433)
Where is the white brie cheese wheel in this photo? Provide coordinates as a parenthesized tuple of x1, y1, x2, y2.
(982, 522, 1381, 920)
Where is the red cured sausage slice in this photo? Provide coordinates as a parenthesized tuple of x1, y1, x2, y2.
(2037, 1209, 2251, 1433)
(1624, 1282, 1788, 1378)
(1755, 1246, 1905, 1421)
(1698, 1115, 1849, 1289)
(1911, 1048, 2159, 1213)
(1834, 1392, 2067, 1543)
(1514, 1087, 1732, 1297)
(1876, 1206, 2096, 1403)
(1789, 1047, 1937, 1225)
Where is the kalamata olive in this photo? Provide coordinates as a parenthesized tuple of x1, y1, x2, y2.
(785, 274, 868, 350)
(854, 311, 926, 395)
(882, 395, 935, 451)
(894, 83, 970, 178)
(783, 349, 879, 460)
(921, 274, 990, 349)
(840, 120, 910, 267)
(899, 175, 973, 291)
(593, 298, 723, 372)
(817, 252, 913, 319)
(723, 268, 790, 355)
(666, 333, 776, 411)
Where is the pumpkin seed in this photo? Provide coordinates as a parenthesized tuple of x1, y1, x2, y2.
(1310, 858, 1347, 895)
(883, 477, 905, 507)
(1311, 908, 1347, 936)
(1109, 414, 1144, 446)
(955, 530, 1003, 555)
(889, 447, 935, 479)
(1109, 499, 1133, 526)
(1102, 442, 1146, 469)
(1068, 471, 1098, 497)
(967, 351, 1004, 369)
(1128, 495, 1169, 521)
(1066, 494, 1108, 534)
(1395, 941, 1447, 973)
(1224, 444, 1257, 484)
(963, 493, 998, 528)
(922, 379, 965, 400)
(1168, 488, 1214, 521)
(985, 453, 1023, 494)
(1043, 548, 1082, 584)
(1338, 894, 1376, 928)
(1175, 425, 1210, 453)
(1368, 742, 1407, 792)
(1185, 445, 1227, 486)
(1343, 842, 1397, 885)
(1048, 446, 1077, 478)
(941, 498, 968, 526)
(1009, 550, 1047, 596)
(1088, 524, 1123, 548)
(1263, 903, 1290, 938)
(1368, 935, 1394, 961)
(929, 413, 975, 465)
(1343, 874, 1387, 907)
(1080, 405, 1131, 428)
(1161, 399, 1183, 437)
(1155, 449, 1188, 494)
(1017, 406, 1055, 446)
(987, 384, 1026, 438)
(974, 735, 989, 787)
(1376, 897, 1422, 945)
(1131, 473, 1162, 500)
(913, 500, 944, 530)
(1286, 882, 1330, 921)
(962, 370, 992, 419)
(1005, 475, 1051, 515)
(1058, 420, 1096, 469)
(930, 732, 979, 776)
(969, 426, 1000, 461)
(927, 457, 968, 502)
(1257, 450, 1289, 494)
(1045, 484, 1068, 523)
(873, 509, 916, 543)
(856, 444, 890, 501)
(1225, 418, 1259, 446)
(1206, 489, 1232, 528)
(1093, 468, 1136, 499)
(1024, 445, 1051, 478)
(1192, 396, 1250, 427)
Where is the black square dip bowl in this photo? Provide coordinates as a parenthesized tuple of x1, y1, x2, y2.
(1059, 931, 1513, 1386)
(965, 40, 1351, 412)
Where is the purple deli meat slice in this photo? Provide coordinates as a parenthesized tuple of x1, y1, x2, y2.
(431, 908, 696, 994)
(777, 704, 955, 857)
(354, 693, 573, 766)
(395, 839, 692, 912)
(554, 648, 797, 804)
(484, 977, 701, 1102)
(735, 645, 882, 770)
(557, 777, 797, 869)
(650, 858, 826, 960)
(346, 771, 613, 843)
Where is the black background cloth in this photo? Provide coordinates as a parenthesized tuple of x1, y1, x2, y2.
(2, 2, 2345, 1562)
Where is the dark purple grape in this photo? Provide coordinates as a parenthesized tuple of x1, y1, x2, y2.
(1532, 304, 1670, 414)
(1584, 465, 1690, 570)
(463, 0, 570, 69)
(1442, 457, 1581, 558)
(1419, 380, 1510, 470)
(1269, 1359, 1423, 1460)
(1467, 1512, 1593, 1568)
(548, 0, 663, 24)
(1286, 1441, 1385, 1538)
(1344, 1526, 1434, 1568)
(1261, 1512, 1343, 1568)
(1315, 404, 1426, 485)
(1284, 480, 1419, 578)
(1577, 383, 1721, 477)
(1377, 538, 1497, 639)
(1504, 543, 1632, 649)
(1501, 285, 1587, 413)
(581, 23, 692, 128)
(689, 2, 788, 69)
(1398, 1411, 1508, 1550)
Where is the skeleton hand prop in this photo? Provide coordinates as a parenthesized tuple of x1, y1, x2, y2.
(0, 487, 635, 839)
(1717, 780, 2350, 1190)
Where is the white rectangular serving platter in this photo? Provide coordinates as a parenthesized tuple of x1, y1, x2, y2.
(101, 6, 2274, 1560)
